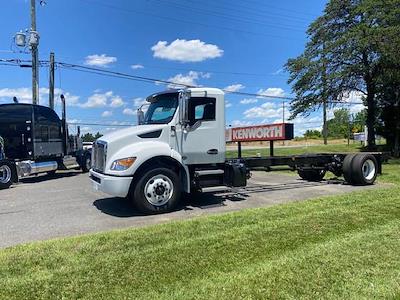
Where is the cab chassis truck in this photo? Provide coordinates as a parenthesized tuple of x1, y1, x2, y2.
(90, 88, 383, 214)
(0, 95, 92, 190)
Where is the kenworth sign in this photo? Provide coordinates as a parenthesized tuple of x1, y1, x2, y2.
(226, 123, 294, 142)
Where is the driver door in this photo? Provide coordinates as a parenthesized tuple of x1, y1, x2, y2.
(172, 97, 224, 165)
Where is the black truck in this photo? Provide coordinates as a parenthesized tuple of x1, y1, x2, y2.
(0, 96, 91, 189)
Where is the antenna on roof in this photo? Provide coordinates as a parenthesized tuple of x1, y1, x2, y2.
(13, 97, 18, 104)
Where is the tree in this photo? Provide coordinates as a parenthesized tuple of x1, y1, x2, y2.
(326, 109, 352, 139)
(304, 129, 322, 139)
(81, 132, 103, 142)
(286, 0, 400, 148)
(376, 68, 400, 156)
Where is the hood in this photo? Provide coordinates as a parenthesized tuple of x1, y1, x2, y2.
(98, 124, 167, 145)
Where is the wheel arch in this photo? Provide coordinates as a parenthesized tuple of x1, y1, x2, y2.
(130, 155, 190, 194)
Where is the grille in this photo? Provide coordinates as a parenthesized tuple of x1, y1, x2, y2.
(92, 140, 107, 172)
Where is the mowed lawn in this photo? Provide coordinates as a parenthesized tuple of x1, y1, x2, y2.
(0, 160, 399, 299)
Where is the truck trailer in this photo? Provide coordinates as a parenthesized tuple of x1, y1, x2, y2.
(90, 88, 383, 214)
(0, 95, 92, 189)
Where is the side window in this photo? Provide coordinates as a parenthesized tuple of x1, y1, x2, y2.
(188, 97, 216, 125)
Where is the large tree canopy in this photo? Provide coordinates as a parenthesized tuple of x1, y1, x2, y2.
(286, 0, 400, 150)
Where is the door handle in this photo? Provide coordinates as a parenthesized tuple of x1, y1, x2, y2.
(207, 149, 218, 155)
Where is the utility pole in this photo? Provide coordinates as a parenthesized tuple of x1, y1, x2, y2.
(49, 52, 55, 110)
(31, 0, 39, 105)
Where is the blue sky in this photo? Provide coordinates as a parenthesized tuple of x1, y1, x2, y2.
(1, 0, 362, 136)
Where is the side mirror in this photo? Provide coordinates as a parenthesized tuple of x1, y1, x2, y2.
(137, 109, 145, 125)
(179, 90, 190, 126)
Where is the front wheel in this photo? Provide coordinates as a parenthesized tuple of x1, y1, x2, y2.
(0, 160, 15, 190)
(131, 167, 181, 214)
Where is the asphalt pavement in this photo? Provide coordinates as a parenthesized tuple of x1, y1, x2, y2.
(0, 170, 379, 248)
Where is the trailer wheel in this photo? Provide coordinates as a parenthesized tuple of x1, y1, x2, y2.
(349, 154, 378, 185)
(0, 160, 15, 190)
(81, 152, 92, 173)
(298, 169, 326, 182)
(131, 167, 181, 214)
(342, 154, 357, 184)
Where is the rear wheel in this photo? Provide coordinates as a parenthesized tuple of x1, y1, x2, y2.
(350, 154, 378, 185)
(0, 160, 15, 190)
(298, 169, 326, 182)
(131, 167, 181, 214)
(342, 154, 357, 184)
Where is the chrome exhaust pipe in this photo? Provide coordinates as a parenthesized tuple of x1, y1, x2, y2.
(16, 161, 58, 178)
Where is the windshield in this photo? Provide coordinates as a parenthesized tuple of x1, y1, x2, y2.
(143, 93, 179, 125)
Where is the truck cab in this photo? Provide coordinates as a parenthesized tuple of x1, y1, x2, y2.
(90, 88, 230, 213)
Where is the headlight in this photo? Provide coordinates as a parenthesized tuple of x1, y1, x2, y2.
(110, 157, 136, 171)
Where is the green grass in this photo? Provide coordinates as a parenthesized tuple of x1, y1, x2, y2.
(226, 142, 361, 158)
(0, 160, 399, 299)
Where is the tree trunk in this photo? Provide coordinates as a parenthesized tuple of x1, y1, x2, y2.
(394, 120, 400, 158)
(366, 83, 376, 149)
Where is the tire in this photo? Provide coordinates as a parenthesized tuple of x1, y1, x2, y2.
(81, 153, 92, 173)
(350, 154, 378, 185)
(131, 167, 181, 214)
(342, 154, 357, 184)
(0, 160, 15, 190)
(298, 169, 326, 182)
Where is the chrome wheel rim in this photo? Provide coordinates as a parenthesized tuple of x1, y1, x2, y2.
(362, 159, 376, 181)
(144, 174, 173, 206)
(86, 157, 91, 170)
(0, 165, 11, 184)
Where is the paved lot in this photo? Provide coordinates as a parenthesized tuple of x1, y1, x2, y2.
(0, 170, 379, 248)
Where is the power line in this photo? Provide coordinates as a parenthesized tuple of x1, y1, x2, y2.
(183, 0, 314, 22)
(70, 122, 134, 127)
(151, 0, 307, 32)
(79, 0, 303, 41)
(0, 58, 365, 105)
(57, 61, 364, 105)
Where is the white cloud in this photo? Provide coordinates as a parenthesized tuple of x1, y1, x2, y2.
(339, 91, 366, 114)
(81, 93, 109, 108)
(123, 108, 136, 116)
(133, 97, 146, 107)
(167, 71, 210, 88)
(240, 98, 258, 105)
(151, 39, 223, 62)
(84, 54, 117, 67)
(101, 110, 112, 117)
(224, 84, 245, 92)
(225, 100, 232, 108)
(230, 120, 253, 127)
(131, 64, 144, 69)
(0, 87, 80, 106)
(110, 96, 125, 108)
(257, 87, 285, 99)
(80, 91, 124, 108)
(244, 102, 283, 119)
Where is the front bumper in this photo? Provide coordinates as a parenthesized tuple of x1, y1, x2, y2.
(89, 169, 133, 198)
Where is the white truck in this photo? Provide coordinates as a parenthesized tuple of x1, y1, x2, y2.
(90, 88, 383, 214)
